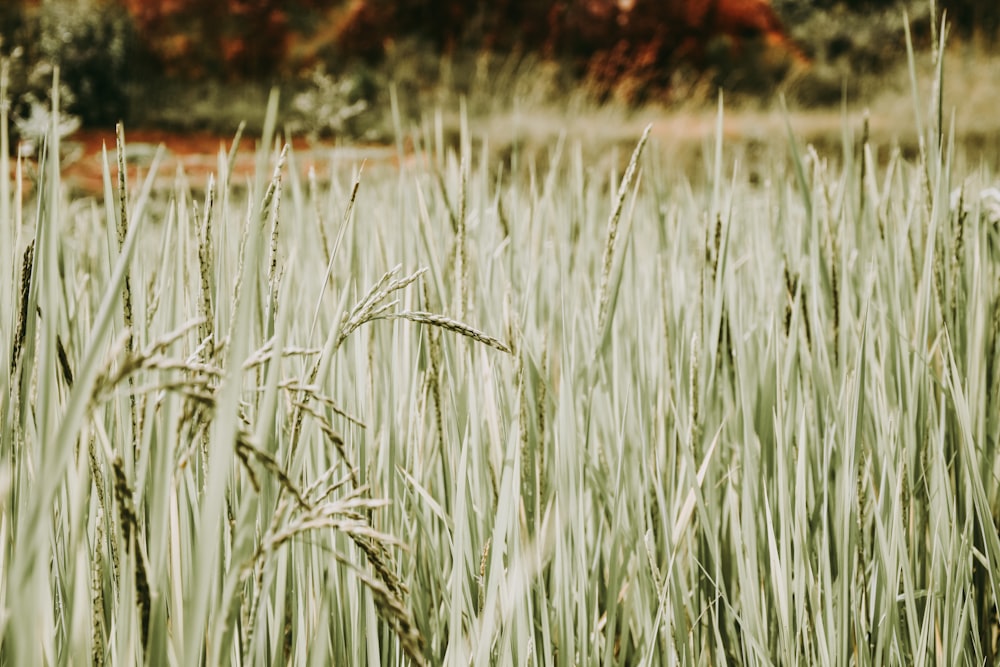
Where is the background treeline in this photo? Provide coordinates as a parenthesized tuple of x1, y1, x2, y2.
(0, 0, 992, 135)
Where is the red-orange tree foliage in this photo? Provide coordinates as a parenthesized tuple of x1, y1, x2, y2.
(331, 0, 807, 98)
(117, 0, 338, 78)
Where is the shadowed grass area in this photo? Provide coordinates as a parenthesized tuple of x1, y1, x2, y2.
(2, 32, 1000, 664)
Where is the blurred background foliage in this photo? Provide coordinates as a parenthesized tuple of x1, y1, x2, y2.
(0, 0, 995, 140)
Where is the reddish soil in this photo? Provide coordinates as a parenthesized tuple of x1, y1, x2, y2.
(9, 128, 398, 197)
(64, 128, 263, 194)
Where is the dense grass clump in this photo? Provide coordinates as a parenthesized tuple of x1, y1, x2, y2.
(3, 51, 1000, 665)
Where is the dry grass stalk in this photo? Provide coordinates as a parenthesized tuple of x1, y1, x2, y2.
(235, 430, 312, 510)
(291, 399, 359, 487)
(388, 310, 512, 354)
(308, 167, 331, 260)
(90, 501, 106, 665)
(596, 124, 651, 333)
(688, 332, 700, 451)
(111, 456, 150, 647)
(10, 241, 34, 384)
(242, 341, 322, 370)
(478, 538, 491, 614)
(337, 266, 428, 347)
(90, 320, 205, 407)
(198, 176, 217, 359)
(55, 334, 73, 388)
(265, 159, 284, 324)
(517, 352, 531, 527)
(456, 156, 468, 320)
(330, 549, 427, 667)
(281, 382, 365, 428)
(115, 123, 139, 451)
(224, 202, 255, 352)
(536, 340, 548, 502)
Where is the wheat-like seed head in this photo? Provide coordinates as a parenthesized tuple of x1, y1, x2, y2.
(390, 310, 511, 354)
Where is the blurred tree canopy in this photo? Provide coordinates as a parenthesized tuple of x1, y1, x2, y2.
(0, 0, 994, 132)
(118, 0, 342, 79)
(2, 0, 995, 81)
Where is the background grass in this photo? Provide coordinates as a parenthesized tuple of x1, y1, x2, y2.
(3, 35, 1000, 665)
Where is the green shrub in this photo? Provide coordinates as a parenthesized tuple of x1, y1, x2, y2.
(1, 0, 136, 146)
(34, 0, 136, 127)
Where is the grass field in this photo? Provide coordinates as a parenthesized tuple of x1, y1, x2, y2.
(3, 36, 1000, 665)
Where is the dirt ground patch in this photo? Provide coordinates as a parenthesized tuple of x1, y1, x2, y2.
(9, 128, 400, 197)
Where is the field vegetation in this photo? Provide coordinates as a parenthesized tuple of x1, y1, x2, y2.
(3, 20, 1000, 666)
